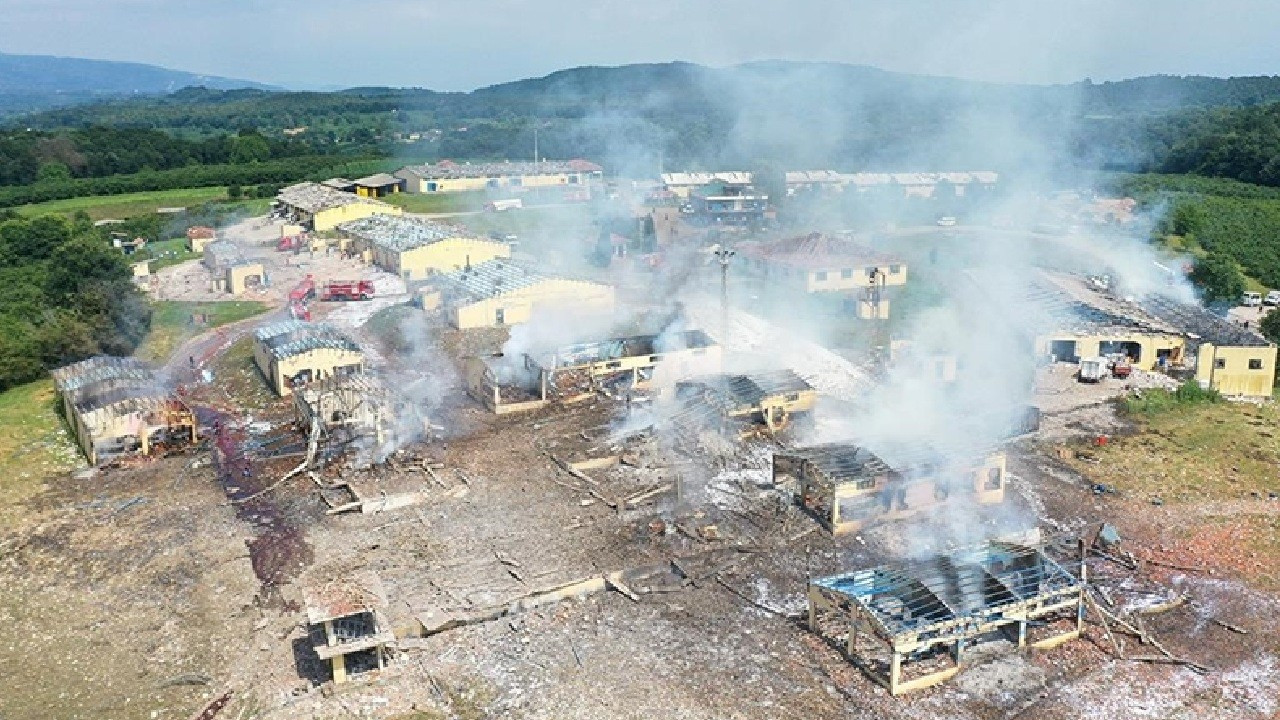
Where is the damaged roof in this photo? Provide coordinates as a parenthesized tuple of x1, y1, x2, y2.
(738, 232, 900, 271)
(683, 369, 813, 409)
(353, 173, 402, 188)
(439, 259, 606, 302)
(401, 159, 601, 180)
(812, 542, 1080, 635)
(276, 182, 392, 213)
(52, 355, 152, 393)
(255, 320, 362, 359)
(544, 329, 716, 368)
(338, 214, 474, 252)
(303, 573, 388, 625)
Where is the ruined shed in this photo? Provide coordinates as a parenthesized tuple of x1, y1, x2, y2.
(777, 443, 1006, 535)
(302, 574, 396, 684)
(808, 542, 1084, 695)
(51, 356, 197, 465)
(253, 320, 364, 396)
(674, 369, 817, 434)
(294, 373, 417, 462)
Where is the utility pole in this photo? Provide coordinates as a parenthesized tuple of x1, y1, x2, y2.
(533, 127, 539, 163)
(713, 246, 735, 340)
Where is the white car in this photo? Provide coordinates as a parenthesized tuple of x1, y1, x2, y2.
(1265, 290, 1280, 306)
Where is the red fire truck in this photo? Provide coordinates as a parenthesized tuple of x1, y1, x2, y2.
(288, 275, 316, 303)
(320, 280, 375, 301)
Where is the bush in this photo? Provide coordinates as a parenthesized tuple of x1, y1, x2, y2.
(1122, 379, 1222, 415)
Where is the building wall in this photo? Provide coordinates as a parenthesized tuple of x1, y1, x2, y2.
(1195, 343, 1277, 398)
(226, 263, 265, 295)
(188, 236, 213, 253)
(1035, 332, 1186, 371)
(450, 279, 616, 330)
(804, 263, 907, 293)
(395, 171, 585, 194)
(253, 344, 366, 396)
(377, 238, 511, 281)
(309, 203, 402, 232)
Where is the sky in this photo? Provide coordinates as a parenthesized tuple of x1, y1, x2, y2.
(2, 0, 1278, 91)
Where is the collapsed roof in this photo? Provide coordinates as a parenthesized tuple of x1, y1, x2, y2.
(337, 214, 473, 252)
(276, 182, 392, 213)
(682, 369, 813, 409)
(541, 329, 716, 369)
(255, 320, 361, 359)
(439, 259, 595, 302)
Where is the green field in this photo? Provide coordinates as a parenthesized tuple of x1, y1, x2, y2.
(135, 300, 270, 364)
(15, 187, 230, 220)
(385, 191, 485, 214)
(0, 380, 82, 512)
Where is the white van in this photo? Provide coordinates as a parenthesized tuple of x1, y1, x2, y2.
(1243, 291, 1262, 307)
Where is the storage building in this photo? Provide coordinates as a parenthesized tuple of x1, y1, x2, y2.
(275, 183, 402, 232)
(338, 214, 510, 281)
(437, 259, 615, 330)
(395, 159, 601, 194)
(253, 320, 364, 396)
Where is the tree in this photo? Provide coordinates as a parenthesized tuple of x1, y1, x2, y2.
(227, 184, 243, 200)
(230, 133, 271, 164)
(36, 162, 72, 182)
(1189, 252, 1246, 303)
(1260, 307, 1280, 346)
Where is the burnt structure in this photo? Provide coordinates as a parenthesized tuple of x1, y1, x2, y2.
(302, 573, 396, 684)
(51, 356, 197, 465)
(294, 374, 418, 466)
(673, 369, 818, 435)
(776, 444, 1006, 535)
(808, 542, 1084, 694)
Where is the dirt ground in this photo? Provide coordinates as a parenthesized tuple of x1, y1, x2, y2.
(3, 229, 1280, 719)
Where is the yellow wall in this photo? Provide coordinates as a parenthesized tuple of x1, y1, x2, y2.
(253, 344, 365, 396)
(187, 236, 212, 253)
(1195, 343, 1277, 398)
(310, 203, 402, 232)
(131, 260, 151, 278)
(804, 263, 907, 293)
(1035, 332, 1185, 371)
(226, 263, 264, 295)
(450, 279, 615, 329)
(372, 238, 510, 281)
(398, 171, 585, 193)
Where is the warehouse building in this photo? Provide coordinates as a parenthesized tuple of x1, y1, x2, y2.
(295, 374, 418, 463)
(464, 329, 722, 413)
(352, 173, 406, 198)
(253, 320, 365, 396)
(776, 444, 1007, 535)
(275, 183, 402, 232)
(808, 542, 1083, 695)
(395, 159, 602, 194)
(740, 232, 906, 318)
(673, 369, 817, 435)
(201, 240, 264, 295)
(51, 356, 197, 466)
(337, 214, 509, 281)
(436, 259, 615, 329)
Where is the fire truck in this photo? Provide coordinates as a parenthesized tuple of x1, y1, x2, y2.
(320, 280, 375, 301)
(288, 275, 316, 303)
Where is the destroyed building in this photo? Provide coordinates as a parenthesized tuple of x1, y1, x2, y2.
(51, 356, 197, 465)
(337, 214, 509, 281)
(253, 320, 364, 396)
(1029, 272, 1277, 397)
(201, 240, 265, 294)
(274, 182, 402, 232)
(465, 329, 722, 413)
(739, 232, 906, 318)
(777, 444, 1006, 535)
(672, 369, 818, 435)
(394, 159, 601, 193)
(435, 259, 615, 329)
(688, 180, 770, 227)
(808, 542, 1083, 695)
(302, 574, 396, 684)
(294, 374, 415, 463)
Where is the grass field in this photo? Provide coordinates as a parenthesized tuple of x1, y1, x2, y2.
(15, 187, 230, 220)
(385, 191, 485, 214)
(135, 300, 269, 364)
(0, 380, 82, 514)
(133, 237, 199, 272)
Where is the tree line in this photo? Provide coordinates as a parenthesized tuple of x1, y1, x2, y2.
(0, 211, 150, 391)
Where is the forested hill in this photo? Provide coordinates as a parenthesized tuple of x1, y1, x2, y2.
(0, 52, 276, 117)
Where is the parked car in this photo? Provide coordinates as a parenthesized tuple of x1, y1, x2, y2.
(936, 216, 957, 227)
(1242, 291, 1262, 307)
(1264, 290, 1280, 306)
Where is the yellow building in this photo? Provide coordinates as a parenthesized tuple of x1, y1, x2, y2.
(50, 356, 197, 465)
(186, 225, 216, 253)
(337, 214, 510, 281)
(674, 369, 818, 434)
(275, 182, 402, 232)
(395, 159, 602, 193)
(225, 261, 265, 295)
(352, 173, 405, 198)
(253, 320, 365, 396)
(1195, 343, 1276, 397)
(778, 444, 1006, 535)
(739, 232, 907, 295)
(439, 259, 615, 330)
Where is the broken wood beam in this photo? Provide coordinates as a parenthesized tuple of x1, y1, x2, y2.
(624, 483, 673, 508)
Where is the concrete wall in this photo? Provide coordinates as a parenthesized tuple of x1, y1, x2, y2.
(450, 279, 616, 330)
(804, 263, 907, 293)
(1035, 332, 1186, 371)
(310, 203, 402, 233)
(253, 344, 366, 396)
(226, 263, 265, 295)
(377, 238, 511, 281)
(1196, 343, 1277, 398)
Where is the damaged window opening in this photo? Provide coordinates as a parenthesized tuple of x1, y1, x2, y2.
(890, 264, 901, 274)
(985, 467, 1002, 490)
(1249, 358, 1263, 369)
(1215, 358, 1227, 369)
(815, 271, 828, 281)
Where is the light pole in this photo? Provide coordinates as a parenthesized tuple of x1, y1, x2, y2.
(713, 246, 735, 339)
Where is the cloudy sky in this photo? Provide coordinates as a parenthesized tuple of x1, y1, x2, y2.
(3, 0, 1277, 90)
